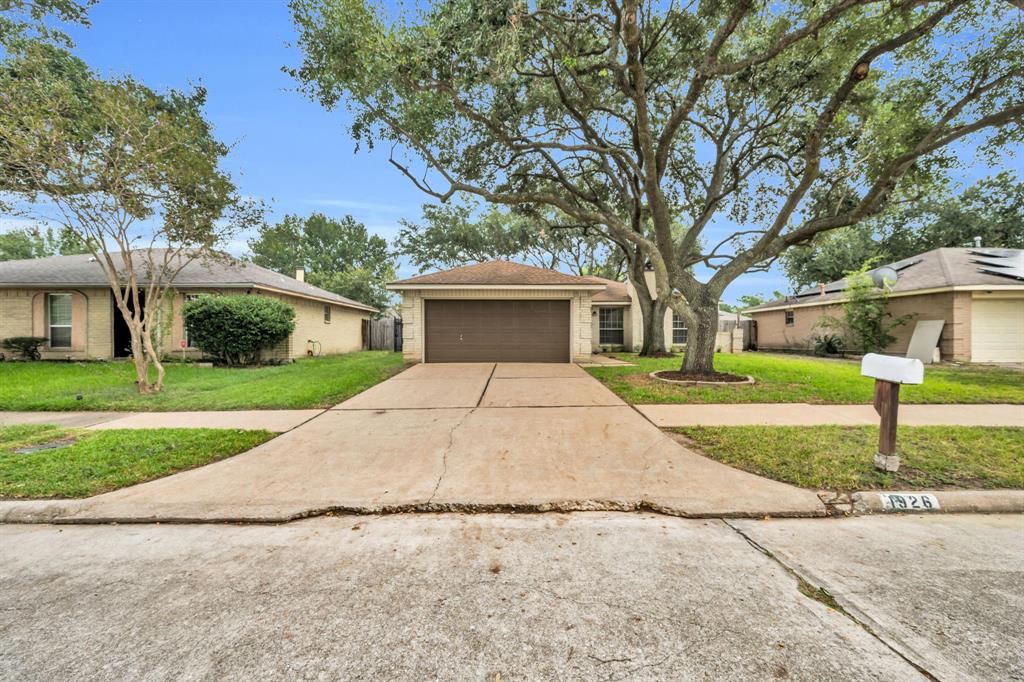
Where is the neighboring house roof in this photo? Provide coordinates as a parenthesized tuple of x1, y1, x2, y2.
(387, 260, 606, 288)
(745, 248, 1024, 313)
(0, 250, 378, 313)
(590, 277, 632, 303)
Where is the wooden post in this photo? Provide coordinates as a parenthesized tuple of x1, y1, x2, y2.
(873, 379, 901, 471)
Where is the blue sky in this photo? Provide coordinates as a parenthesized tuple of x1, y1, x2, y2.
(51, 1, 1017, 305)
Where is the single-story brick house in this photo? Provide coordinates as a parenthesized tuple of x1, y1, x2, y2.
(386, 260, 744, 363)
(0, 251, 376, 361)
(744, 248, 1024, 363)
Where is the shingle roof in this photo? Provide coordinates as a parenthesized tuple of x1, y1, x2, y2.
(745, 247, 1024, 313)
(590, 277, 632, 303)
(388, 260, 606, 287)
(0, 250, 378, 312)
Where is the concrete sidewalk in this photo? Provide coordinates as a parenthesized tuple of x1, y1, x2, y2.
(0, 410, 324, 432)
(3, 401, 1016, 432)
(638, 403, 1024, 427)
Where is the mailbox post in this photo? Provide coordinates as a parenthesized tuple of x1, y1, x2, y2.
(860, 354, 924, 472)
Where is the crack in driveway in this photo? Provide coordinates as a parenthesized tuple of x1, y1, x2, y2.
(425, 408, 475, 505)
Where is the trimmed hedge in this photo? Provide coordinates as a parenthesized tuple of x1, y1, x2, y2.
(1, 336, 48, 360)
(182, 295, 295, 366)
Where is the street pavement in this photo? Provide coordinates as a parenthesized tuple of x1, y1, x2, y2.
(2, 512, 1020, 681)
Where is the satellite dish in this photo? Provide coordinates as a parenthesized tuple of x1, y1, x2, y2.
(871, 267, 899, 288)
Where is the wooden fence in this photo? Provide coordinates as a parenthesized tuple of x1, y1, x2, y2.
(363, 317, 403, 351)
(718, 317, 757, 351)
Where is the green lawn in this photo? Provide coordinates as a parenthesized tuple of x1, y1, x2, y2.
(0, 424, 274, 498)
(0, 351, 405, 411)
(587, 353, 1024, 404)
(676, 425, 1024, 491)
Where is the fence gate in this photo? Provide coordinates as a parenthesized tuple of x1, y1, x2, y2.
(366, 317, 403, 351)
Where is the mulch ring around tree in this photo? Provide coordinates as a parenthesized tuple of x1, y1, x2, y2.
(650, 370, 755, 386)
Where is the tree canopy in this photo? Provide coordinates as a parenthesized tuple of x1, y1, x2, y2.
(394, 201, 624, 278)
(247, 213, 396, 311)
(290, 0, 1023, 373)
(0, 224, 91, 261)
(780, 171, 1024, 288)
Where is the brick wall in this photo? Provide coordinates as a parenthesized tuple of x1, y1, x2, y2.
(170, 288, 369, 361)
(1, 288, 111, 359)
(1, 286, 368, 362)
(749, 290, 968, 360)
(399, 288, 594, 363)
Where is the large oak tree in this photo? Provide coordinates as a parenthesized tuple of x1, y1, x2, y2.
(291, 0, 1022, 372)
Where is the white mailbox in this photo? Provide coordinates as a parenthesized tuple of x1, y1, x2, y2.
(860, 353, 924, 385)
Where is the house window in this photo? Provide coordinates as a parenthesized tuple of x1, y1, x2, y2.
(672, 311, 688, 345)
(598, 307, 624, 345)
(48, 293, 72, 348)
(785, 310, 795, 326)
(183, 294, 201, 347)
(324, 304, 332, 323)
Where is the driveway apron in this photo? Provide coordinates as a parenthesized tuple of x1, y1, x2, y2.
(21, 363, 825, 523)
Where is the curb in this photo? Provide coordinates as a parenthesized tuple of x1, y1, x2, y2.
(4, 492, 1019, 526)
(0, 497, 826, 525)
(819, 489, 1024, 515)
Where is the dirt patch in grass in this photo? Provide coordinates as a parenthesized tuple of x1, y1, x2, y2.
(653, 370, 750, 383)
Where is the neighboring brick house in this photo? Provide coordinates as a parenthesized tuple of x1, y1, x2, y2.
(0, 251, 376, 361)
(744, 248, 1024, 363)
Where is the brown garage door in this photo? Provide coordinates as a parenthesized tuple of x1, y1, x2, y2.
(425, 300, 570, 363)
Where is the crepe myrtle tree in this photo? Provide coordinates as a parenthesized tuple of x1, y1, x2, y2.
(0, 43, 261, 392)
(289, 0, 1023, 373)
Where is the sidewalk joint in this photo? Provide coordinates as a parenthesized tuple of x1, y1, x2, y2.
(721, 519, 939, 681)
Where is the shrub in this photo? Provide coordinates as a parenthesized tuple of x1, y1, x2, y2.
(811, 333, 844, 356)
(1, 336, 48, 360)
(819, 266, 910, 353)
(182, 295, 295, 366)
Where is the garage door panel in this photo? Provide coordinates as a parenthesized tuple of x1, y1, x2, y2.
(971, 299, 1024, 363)
(425, 300, 570, 363)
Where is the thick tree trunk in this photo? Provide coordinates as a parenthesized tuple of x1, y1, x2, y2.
(640, 297, 668, 356)
(627, 256, 668, 357)
(681, 298, 719, 374)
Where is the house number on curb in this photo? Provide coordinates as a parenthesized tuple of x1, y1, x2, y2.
(879, 493, 940, 511)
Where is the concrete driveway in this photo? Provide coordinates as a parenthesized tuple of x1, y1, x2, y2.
(5, 363, 825, 523)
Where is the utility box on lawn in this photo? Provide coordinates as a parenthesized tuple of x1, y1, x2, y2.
(860, 354, 924, 472)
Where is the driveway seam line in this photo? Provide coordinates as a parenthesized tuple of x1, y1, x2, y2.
(721, 519, 940, 681)
(477, 364, 496, 408)
(283, 409, 330, 434)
